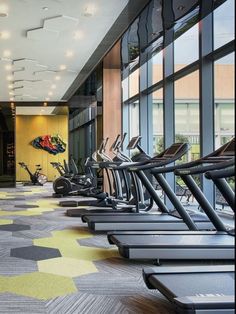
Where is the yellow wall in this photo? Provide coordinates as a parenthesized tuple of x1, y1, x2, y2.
(16, 115, 68, 182)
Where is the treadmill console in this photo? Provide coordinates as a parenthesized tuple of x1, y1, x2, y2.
(126, 136, 142, 150)
(219, 138, 235, 156)
(110, 134, 120, 151)
(163, 143, 185, 157)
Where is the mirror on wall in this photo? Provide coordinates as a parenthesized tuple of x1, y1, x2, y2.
(0, 103, 15, 187)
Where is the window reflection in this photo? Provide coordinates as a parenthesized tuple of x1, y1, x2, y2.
(175, 71, 200, 161)
(152, 89, 163, 153)
(214, 0, 235, 49)
(214, 53, 235, 148)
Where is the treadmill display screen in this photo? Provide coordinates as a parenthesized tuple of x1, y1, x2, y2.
(127, 136, 141, 150)
(220, 139, 235, 156)
(163, 143, 184, 157)
(110, 135, 120, 151)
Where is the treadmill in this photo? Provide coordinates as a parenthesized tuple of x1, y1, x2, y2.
(143, 265, 235, 314)
(81, 141, 234, 232)
(142, 167, 235, 313)
(106, 140, 234, 261)
(66, 135, 151, 216)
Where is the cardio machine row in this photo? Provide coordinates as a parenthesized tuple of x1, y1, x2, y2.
(64, 136, 235, 314)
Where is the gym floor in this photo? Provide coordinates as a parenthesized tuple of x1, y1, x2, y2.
(0, 183, 173, 314)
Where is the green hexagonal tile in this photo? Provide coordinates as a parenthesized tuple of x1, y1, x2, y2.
(0, 276, 8, 293)
(38, 257, 98, 277)
(51, 229, 93, 240)
(9, 272, 77, 300)
(0, 219, 13, 225)
(34, 237, 119, 261)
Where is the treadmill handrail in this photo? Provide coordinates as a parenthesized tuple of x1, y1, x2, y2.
(175, 158, 235, 176)
(205, 166, 235, 180)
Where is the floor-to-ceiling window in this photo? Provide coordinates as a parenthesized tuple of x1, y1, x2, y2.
(120, 0, 235, 209)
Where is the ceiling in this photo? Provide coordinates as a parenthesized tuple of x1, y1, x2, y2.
(0, 0, 129, 102)
(16, 105, 68, 115)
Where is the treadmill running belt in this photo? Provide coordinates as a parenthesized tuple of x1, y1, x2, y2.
(149, 272, 235, 299)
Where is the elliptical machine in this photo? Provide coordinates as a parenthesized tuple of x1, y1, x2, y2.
(18, 162, 47, 186)
(51, 144, 106, 197)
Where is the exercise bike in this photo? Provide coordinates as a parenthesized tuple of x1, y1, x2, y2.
(18, 162, 47, 186)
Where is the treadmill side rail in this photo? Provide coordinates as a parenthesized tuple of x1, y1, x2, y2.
(174, 295, 235, 314)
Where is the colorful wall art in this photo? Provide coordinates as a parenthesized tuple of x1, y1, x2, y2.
(31, 135, 66, 155)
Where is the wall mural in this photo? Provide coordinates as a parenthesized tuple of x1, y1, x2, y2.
(31, 135, 66, 155)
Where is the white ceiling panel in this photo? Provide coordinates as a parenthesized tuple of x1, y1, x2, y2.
(44, 15, 79, 32)
(0, 0, 129, 102)
(16, 106, 56, 115)
(27, 27, 59, 41)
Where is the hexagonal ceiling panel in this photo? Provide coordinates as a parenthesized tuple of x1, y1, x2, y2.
(0, 0, 129, 101)
(44, 15, 79, 32)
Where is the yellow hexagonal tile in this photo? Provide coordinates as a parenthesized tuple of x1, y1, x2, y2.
(28, 200, 59, 208)
(38, 257, 98, 277)
(0, 276, 8, 293)
(64, 245, 119, 261)
(0, 210, 43, 217)
(29, 207, 54, 213)
(34, 236, 76, 250)
(8, 272, 77, 300)
(0, 219, 13, 225)
(52, 229, 93, 240)
(34, 236, 119, 261)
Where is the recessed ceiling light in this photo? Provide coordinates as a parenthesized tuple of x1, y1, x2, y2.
(10, 97, 14, 101)
(6, 75, 13, 81)
(9, 91, 14, 95)
(65, 50, 74, 58)
(5, 64, 12, 71)
(54, 75, 61, 81)
(46, 97, 50, 101)
(83, 4, 96, 17)
(3, 50, 11, 57)
(0, 4, 8, 17)
(59, 65, 66, 70)
(0, 30, 10, 39)
(48, 91, 53, 96)
(74, 30, 84, 40)
(8, 84, 13, 89)
(51, 84, 56, 89)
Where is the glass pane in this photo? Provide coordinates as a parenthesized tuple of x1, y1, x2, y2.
(0, 104, 15, 187)
(214, 53, 235, 148)
(122, 77, 129, 102)
(175, 71, 200, 161)
(174, 23, 199, 72)
(214, 0, 235, 50)
(148, 49, 163, 86)
(129, 68, 139, 98)
(152, 89, 163, 154)
(129, 100, 140, 139)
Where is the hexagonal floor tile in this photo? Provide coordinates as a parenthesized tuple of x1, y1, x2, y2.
(11, 245, 61, 261)
(0, 219, 13, 226)
(38, 257, 98, 277)
(8, 272, 77, 300)
(0, 224, 31, 232)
